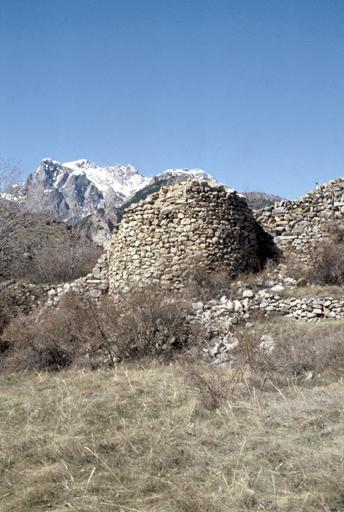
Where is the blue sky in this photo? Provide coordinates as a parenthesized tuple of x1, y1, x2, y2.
(1, 0, 344, 198)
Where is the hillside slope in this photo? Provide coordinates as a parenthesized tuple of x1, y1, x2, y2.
(0, 199, 100, 282)
(4, 158, 284, 220)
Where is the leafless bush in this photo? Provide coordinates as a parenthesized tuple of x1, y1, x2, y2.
(0, 201, 34, 280)
(282, 253, 308, 284)
(0, 158, 20, 192)
(0, 157, 100, 283)
(0, 160, 30, 280)
(28, 236, 101, 284)
(1, 298, 84, 371)
(306, 225, 344, 285)
(180, 360, 228, 410)
(284, 224, 344, 286)
(234, 322, 344, 380)
(2, 288, 201, 371)
(0, 206, 101, 284)
(185, 262, 233, 301)
(265, 328, 344, 377)
(0, 285, 19, 336)
(97, 288, 201, 361)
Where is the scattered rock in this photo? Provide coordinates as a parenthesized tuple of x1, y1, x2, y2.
(270, 284, 285, 293)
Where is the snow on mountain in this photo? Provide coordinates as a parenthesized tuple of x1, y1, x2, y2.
(0, 158, 152, 221)
(159, 168, 212, 180)
(0, 183, 26, 202)
(0, 157, 285, 247)
(2, 159, 216, 214)
(62, 159, 148, 198)
(157, 167, 237, 192)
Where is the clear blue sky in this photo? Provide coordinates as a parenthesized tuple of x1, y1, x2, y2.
(1, 0, 344, 198)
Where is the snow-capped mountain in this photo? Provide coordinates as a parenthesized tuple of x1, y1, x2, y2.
(4, 158, 150, 221)
(2, 158, 283, 245)
(2, 158, 215, 221)
(2, 158, 215, 224)
(62, 159, 148, 199)
(159, 168, 212, 180)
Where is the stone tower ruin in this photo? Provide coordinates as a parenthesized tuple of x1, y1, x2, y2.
(108, 180, 274, 292)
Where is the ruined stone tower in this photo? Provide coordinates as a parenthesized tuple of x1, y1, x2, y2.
(108, 180, 272, 292)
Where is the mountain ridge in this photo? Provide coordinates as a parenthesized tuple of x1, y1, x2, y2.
(2, 158, 285, 244)
(4, 158, 217, 219)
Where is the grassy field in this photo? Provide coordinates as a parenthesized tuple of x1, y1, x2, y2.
(0, 358, 343, 512)
(280, 285, 344, 299)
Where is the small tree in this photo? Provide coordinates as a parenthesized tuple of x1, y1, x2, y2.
(0, 160, 33, 280)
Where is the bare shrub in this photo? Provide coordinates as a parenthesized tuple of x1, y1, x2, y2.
(185, 262, 233, 301)
(2, 305, 79, 372)
(97, 288, 201, 361)
(29, 346, 72, 371)
(0, 281, 45, 336)
(28, 235, 101, 284)
(180, 360, 228, 410)
(265, 327, 344, 377)
(285, 223, 344, 286)
(2, 292, 118, 371)
(306, 229, 344, 285)
(0, 160, 32, 280)
(0, 201, 34, 280)
(282, 253, 308, 284)
(0, 158, 20, 192)
(2, 289, 201, 371)
(0, 285, 18, 336)
(0, 203, 101, 284)
(234, 321, 344, 381)
(0, 157, 100, 283)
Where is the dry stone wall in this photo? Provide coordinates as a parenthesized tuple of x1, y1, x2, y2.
(0, 254, 110, 331)
(193, 293, 344, 327)
(256, 178, 344, 261)
(108, 180, 275, 292)
(0, 280, 50, 319)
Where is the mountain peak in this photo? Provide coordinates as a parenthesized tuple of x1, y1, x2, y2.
(63, 159, 97, 170)
(162, 167, 211, 177)
(3, 159, 225, 219)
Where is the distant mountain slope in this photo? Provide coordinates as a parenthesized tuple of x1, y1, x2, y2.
(119, 169, 215, 213)
(2, 158, 285, 244)
(3, 160, 214, 222)
(120, 176, 283, 217)
(7, 158, 149, 221)
(242, 192, 285, 209)
(0, 198, 100, 282)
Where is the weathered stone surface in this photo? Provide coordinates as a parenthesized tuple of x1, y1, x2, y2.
(108, 180, 275, 292)
(255, 178, 344, 261)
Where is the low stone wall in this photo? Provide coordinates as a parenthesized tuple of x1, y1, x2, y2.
(193, 293, 344, 333)
(0, 254, 110, 332)
(255, 178, 344, 261)
(108, 180, 275, 292)
(0, 280, 50, 317)
(192, 291, 344, 364)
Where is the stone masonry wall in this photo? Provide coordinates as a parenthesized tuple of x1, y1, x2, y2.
(108, 180, 274, 292)
(256, 177, 344, 261)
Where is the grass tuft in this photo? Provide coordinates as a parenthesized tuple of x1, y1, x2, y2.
(0, 361, 343, 511)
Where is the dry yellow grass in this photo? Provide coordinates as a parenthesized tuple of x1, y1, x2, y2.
(280, 285, 344, 299)
(0, 361, 343, 512)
